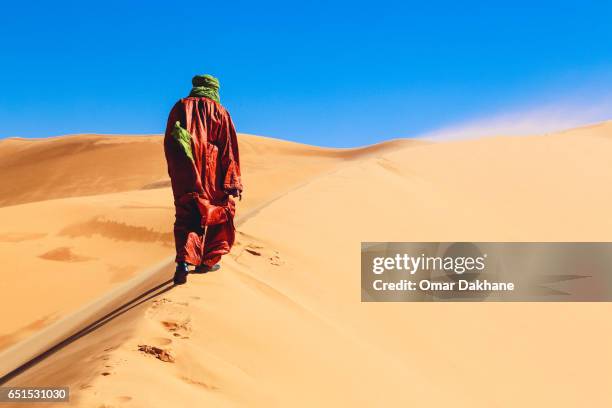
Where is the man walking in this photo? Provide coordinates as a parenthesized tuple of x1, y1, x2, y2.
(164, 74, 243, 285)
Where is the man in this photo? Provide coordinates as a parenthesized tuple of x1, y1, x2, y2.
(164, 74, 243, 285)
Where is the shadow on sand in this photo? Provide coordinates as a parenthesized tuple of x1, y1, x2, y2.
(0, 279, 176, 384)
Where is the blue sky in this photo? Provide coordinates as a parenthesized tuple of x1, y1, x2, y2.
(1, 0, 611, 147)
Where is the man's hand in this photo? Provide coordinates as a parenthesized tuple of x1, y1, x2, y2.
(225, 188, 242, 201)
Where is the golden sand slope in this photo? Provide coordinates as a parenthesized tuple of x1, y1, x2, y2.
(0, 133, 416, 350)
(2, 123, 612, 407)
(0, 133, 366, 350)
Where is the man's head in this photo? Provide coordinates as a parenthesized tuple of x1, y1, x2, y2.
(189, 74, 221, 103)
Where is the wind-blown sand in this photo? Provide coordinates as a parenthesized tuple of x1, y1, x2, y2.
(1, 123, 612, 406)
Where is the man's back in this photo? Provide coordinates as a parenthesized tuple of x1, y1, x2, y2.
(164, 97, 242, 201)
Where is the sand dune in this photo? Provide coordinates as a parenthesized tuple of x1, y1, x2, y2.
(0, 133, 360, 350)
(1, 123, 612, 406)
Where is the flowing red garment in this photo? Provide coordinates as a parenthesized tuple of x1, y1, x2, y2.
(164, 97, 243, 267)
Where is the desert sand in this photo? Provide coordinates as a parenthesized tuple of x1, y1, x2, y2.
(1, 123, 612, 406)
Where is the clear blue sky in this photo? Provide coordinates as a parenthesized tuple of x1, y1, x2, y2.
(1, 0, 611, 146)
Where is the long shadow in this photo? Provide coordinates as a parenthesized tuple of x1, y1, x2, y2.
(0, 279, 175, 385)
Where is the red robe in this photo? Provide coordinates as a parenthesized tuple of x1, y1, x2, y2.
(164, 97, 243, 267)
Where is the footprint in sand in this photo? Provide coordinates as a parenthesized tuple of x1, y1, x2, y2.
(137, 344, 175, 363)
(161, 319, 191, 339)
(150, 298, 172, 309)
(235, 242, 264, 259)
(245, 244, 263, 256)
(269, 253, 284, 266)
(145, 296, 192, 339)
(240, 242, 285, 267)
(180, 376, 219, 391)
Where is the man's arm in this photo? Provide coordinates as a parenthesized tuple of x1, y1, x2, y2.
(218, 110, 243, 198)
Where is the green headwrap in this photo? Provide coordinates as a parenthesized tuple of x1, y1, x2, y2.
(189, 74, 220, 103)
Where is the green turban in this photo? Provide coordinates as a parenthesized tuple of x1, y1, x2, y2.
(189, 74, 220, 103)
